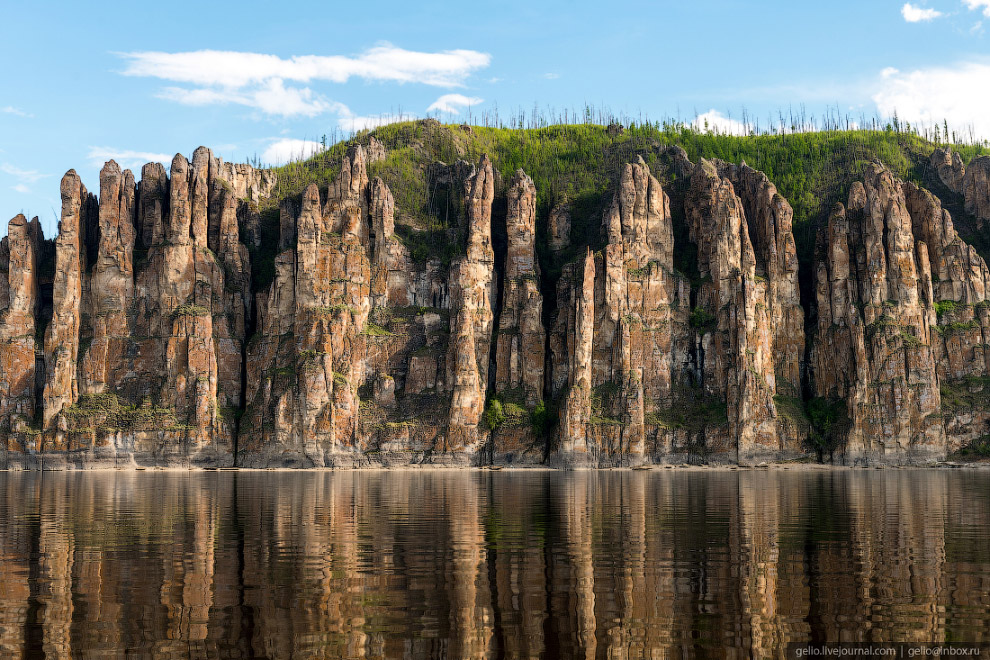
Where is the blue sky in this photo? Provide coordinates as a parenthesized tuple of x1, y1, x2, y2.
(3, 0, 990, 236)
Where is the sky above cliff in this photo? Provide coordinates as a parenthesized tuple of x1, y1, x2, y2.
(3, 0, 990, 236)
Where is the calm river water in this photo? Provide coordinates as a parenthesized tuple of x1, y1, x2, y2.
(0, 469, 988, 658)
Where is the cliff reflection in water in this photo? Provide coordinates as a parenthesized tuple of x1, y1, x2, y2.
(0, 470, 989, 658)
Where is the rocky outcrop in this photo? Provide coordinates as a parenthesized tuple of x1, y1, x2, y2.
(811, 165, 944, 463)
(553, 157, 686, 464)
(446, 155, 496, 453)
(10, 130, 990, 468)
(684, 159, 804, 463)
(494, 170, 544, 405)
(930, 146, 965, 194)
(548, 153, 809, 465)
(0, 215, 43, 438)
(241, 145, 378, 466)
(491, 170, 546, 462)
(928, 147, 990, 223)
(548, 202, 570, 253)
(9, 147, 269, 467)
(43, 172, 93, 428)
(718, 162, 805, 396)
(964, 157, 990, 223)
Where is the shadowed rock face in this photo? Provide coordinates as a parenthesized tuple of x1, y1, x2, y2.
(4, 137, 990, 468)
(930, 146, 990, 224)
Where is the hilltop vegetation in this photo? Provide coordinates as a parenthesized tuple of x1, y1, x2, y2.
(268, 119, 989, 264)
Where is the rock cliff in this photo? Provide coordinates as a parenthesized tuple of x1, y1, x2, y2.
(4, 126, 990, 467)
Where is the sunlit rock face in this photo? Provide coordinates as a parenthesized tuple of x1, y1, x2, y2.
(6, 130, 990, 467)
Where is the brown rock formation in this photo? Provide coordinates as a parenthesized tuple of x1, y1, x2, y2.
(963, 156, 990, 222)
(0, 214, 43, 437)
(927, 146, 990, 224)
(43, 172, 93, 428)
(12, 135, 990, 468)
(495, 170, 544, 405)
(811, 164, 944, 463)
(930, 146, 965, 194)
(684, 158, 799, 463)
(491, 170, 546, 461)
(447, 155, 497, 452)
(552, 158, 686, 464)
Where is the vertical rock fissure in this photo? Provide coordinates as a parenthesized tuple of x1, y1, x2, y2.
(488, 195, 508, 395)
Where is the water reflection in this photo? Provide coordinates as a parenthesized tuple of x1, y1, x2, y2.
(0, 469, 988, 658)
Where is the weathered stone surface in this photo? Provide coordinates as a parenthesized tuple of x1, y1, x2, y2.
(685, 159, 788, 463)
(43, 171, 93, 428)
(447, 155, 496, 452)
(366, 136, 386, 164)
(216, 160, 276, 203)
(0, 214, 42, 438)
(963, 156, 990, 223)
(811, 164, 944, 464)
(494, 170, 544, 408)
(80, 160, 136, 396)
(929, 147, 990, 225)
(13, 136, 990, 469)
(930, 146, 965, 194)
(718, 162, 805, 395)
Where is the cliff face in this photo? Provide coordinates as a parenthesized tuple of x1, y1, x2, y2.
(3, 129, 990, 467)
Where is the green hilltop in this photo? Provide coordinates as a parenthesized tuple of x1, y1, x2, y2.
(255, 120, 990, 304)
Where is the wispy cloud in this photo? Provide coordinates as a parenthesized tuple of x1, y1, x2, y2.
(543, 73, 560, 80)
(87, 147, 173, 170)
(1, 163, 47, 183)
(157, 81, 335, 118)
(119, 45, 492, 118)
(691, 109, 748, 135)
(964, 0, 990, 16)
(427, 93, 483, 114)
(1, 106, 31, 117)
(1, 163, 47, 195)
(873, 60, 990, 137)
(902, 3, 943, 22)
(261, 138, 324, 165)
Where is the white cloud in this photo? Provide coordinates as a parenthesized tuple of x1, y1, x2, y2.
(120, 46, 490, 88)
(426, 93, 483, 114)
(691, 109, 748, 135)
(543, 73, 560, 79)
(260, 138, 324, 165)
(86, 147, 173, 170)
(158, 80, 333, 118)
(902, 3, 943, 21)
(873, 60, 990, 138)
(12, 183, 30, 194)
(1, 106, 31, 117)
(119, 45, 491, 118)
(0, 163, 47, 183)
(964, 0, 990, 16)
